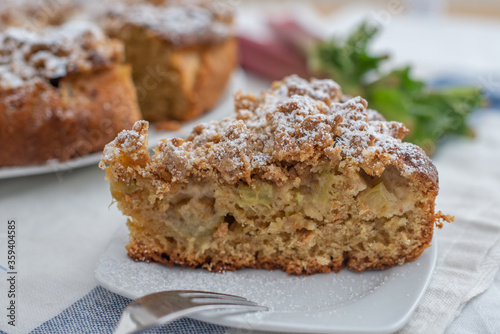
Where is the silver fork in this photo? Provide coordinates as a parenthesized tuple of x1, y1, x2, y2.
(113, 290, 268, 334)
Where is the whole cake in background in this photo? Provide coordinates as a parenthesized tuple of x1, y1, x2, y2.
(101, 0, 237, 122)
(100, 75, 452, 276)
(0, 0, 237, 167)
(0, 21, 141, 167)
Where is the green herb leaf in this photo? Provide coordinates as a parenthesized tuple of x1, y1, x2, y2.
(310, 22, 483, 155)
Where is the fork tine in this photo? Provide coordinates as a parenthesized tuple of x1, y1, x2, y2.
(197, 304, 269, 313)
(190, 298, 264, 307)
(177, 291, 264, 307)
(177, 290, 250, 301)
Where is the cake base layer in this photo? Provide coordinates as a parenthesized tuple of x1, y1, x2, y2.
(120, 165, 436, 275)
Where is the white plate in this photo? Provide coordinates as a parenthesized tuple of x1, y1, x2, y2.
(0, 69, 246, 180)
(95, 224, 437, 333)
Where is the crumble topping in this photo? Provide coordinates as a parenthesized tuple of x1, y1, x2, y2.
(103, 0, 233, 48)
(0, 0, 78, 32)
(0, 21, 123, 89)
(102, 75, 437, 187)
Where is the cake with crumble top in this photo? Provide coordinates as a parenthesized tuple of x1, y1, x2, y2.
(0, 21, 141, 167)
(100, 75, 452, 275)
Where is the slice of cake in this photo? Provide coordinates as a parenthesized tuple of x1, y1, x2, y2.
(0, 21, 141, 167)
(100, 75, 451, 275)
(101, 0, 237, 122)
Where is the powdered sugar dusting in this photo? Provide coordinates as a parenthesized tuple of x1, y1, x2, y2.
(0, 21, 123, 89)
(102, 121, 149, 163)
(144, 75, 436, 184)
(105, 1, 232, 48)
(0, 0, 78, 31)
(101, 75, 436, 185)
(268, 74, 341, 105)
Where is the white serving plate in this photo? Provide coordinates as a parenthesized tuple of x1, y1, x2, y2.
(95, 224, 437, 333)
(0, 70, 246, 180)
